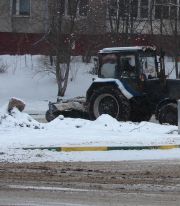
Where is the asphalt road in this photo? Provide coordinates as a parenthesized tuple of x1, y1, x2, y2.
(0, 160, 180, 205)
(1, 187, 180, 206)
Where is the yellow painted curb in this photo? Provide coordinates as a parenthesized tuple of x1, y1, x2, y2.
(22, 145, 180, 152)
(159, 145, 179, 150)
(61, 146, 108, 152)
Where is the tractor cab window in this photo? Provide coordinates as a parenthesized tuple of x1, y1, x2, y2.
(100, 54, 118, 78)
(120, 55, 136, 78)
(139, 54, 157, 79)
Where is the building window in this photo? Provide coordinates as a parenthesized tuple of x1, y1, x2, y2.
(108, 0, 118, 16)
(67, 0, 77, 16)
(140, 0, 149, 18)
(108, 0, 179, 20)
(131, 0, 139, 18)
(170, 0, 177, 19)
(60, 0, 65, 15)
(79, 0, 88, 16)
(155, 0, 162, 19)
(108, 0, 138, 18)
(67, 0, 88, 17)
(119, 0, 126, 18)
(12, 0, 30, 16)
(155, 0, 178, 19)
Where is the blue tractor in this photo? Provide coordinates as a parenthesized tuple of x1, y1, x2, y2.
(46, 46, 179, 125)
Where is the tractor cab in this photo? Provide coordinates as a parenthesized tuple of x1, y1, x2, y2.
(98, 46, 161, 83)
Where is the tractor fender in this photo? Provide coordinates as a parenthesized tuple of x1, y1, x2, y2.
(155, 98, 177, 120)
(86, 78, 141, 102)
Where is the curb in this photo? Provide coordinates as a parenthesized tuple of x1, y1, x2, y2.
(21, 145, 180, 152)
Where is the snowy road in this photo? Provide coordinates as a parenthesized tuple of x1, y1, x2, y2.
(1, 187, 180, 206)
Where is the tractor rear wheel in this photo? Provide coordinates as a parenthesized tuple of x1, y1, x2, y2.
(158, 103, 177, 125)
(88, 86, 130, 121)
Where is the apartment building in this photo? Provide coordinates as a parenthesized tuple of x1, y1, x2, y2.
(0, 0, 179, 55)
(0, 0, 105, 54)
(0, 0, 49, 54)
(106, 0, 180, 55)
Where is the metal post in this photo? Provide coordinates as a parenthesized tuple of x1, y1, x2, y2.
(178, 100, 180, 134)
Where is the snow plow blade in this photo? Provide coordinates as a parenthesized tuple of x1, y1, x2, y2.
(45, 97, 89, 122)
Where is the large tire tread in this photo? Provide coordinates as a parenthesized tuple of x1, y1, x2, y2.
(88, 86, 130, 121)
(158, 103, 177, 125)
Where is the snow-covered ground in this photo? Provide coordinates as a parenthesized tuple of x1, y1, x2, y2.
(0, 107, 180, 162)
(0, 55, 94, 113)
(0, 55, 180, 163)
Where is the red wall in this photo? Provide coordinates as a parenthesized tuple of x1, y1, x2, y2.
(0, 32, 178, 56)
(0, 32, 50, 55)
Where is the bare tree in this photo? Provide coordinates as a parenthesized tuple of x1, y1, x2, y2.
(149, 0, 180, 78)
(168, 1, 180, 78)
(47, 0, 81, 97)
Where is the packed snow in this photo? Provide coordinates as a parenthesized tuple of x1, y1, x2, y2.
(0, 103, 180, 162)
(0, 55, 180, 162)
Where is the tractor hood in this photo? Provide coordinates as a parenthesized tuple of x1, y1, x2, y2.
(89, 78, 141, 100)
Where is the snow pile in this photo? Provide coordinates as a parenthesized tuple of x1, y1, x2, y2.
(0, 107, 180, 162)
(41, 114, 180, 148)
(48, 114, 177, 135)
(0, 106, 43, 129)
(0, 103, 179, 149)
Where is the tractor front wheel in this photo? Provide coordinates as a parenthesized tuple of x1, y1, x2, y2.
(88, 86, 130, 121)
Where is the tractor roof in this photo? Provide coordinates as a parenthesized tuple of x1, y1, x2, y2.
(99, 46, 156, 54)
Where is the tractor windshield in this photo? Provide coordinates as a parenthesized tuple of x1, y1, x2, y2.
(139, 53, 157, 79)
